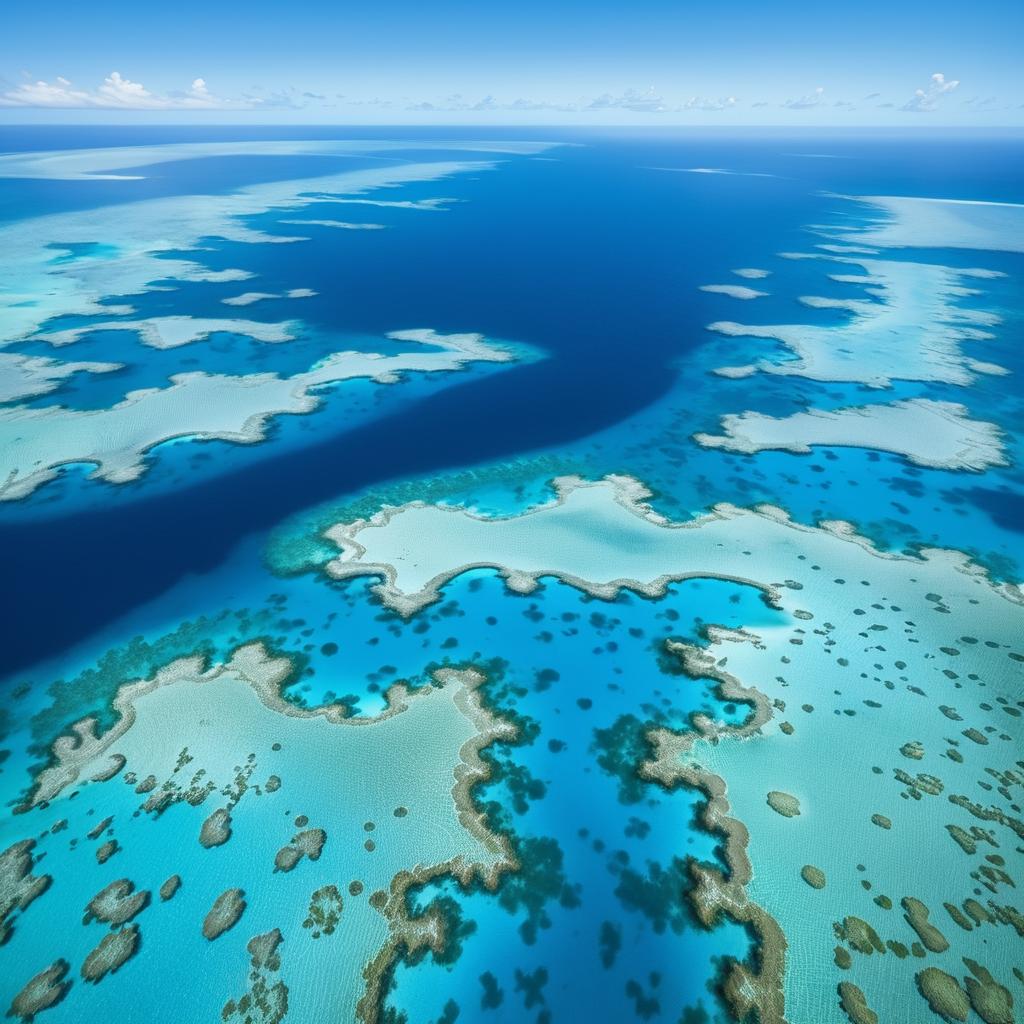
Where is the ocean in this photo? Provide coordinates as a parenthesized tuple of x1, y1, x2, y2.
(1, 127, 1021, 1024)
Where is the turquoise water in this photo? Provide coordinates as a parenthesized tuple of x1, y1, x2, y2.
(0, 129, 1021, 1023)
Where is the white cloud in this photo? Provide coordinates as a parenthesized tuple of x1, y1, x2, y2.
(584, 88, 739, 114)
(405, 93, 501, 112)
(241, 87, 305, 109)
(403, 87, 690, 115)
(97, 71, 154, 105)
(0, 72, 268, 110)
(588, 87, 666, 113)
(783, 86, 824, 110)
(901, 72, 959, 112)
(683, 95, 737, 111)
(508, 97, 577, 111)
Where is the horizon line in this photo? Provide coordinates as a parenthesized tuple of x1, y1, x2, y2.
(1, 121, 1023, 131)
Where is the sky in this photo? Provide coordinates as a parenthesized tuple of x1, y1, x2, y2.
(1, 0, 1022, 126)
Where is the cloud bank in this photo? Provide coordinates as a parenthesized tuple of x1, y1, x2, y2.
(0, 71, 985, 120)
(0, 73, 260, 110)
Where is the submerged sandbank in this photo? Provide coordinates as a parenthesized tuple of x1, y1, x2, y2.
(0, 329, 518, 501)
(847, 196, 1024, 254)
(694, 398, 1007, 471)
(0, 351, 122, 404)
(708, 254, 1006, 387)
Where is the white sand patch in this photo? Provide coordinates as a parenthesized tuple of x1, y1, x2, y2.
(0, 329, 515, 500)
(222, 290, 317, 307)
(35, 316, 297, 349)
(732, 268, 771, 279)
(0, 352, 122, 404)
(278, 219, 386, 230)
(964, 358, 1010, 376)
(827, 273, 882, 285)
(220, 292, 279, 307)
(651, 167, 777, 178)
(179, 267, 255, 283)
(846, 195, 1024, 253)
(694, 398, 1007, 470)
(957, 267, 1008, 279)
(700, 284, 768, 300)
(307, 197, 454, 211)
(797, 294, 879, 314)
(815, 243, 880, 255)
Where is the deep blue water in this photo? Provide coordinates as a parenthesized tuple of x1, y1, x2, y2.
(0, 127, 1022, 1024)
(3, 127, 1022, 676)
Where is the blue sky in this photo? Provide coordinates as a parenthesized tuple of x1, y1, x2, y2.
(2, 0, 1022, 124)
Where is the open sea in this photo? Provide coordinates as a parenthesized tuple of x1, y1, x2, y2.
(0, 127, 1021, 1024)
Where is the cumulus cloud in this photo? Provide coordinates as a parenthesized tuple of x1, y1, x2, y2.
(901, 72, 959, 112)
(0, 78, 93, 107)
(783, 86, 824, 109)
(0, 72, 267, 110)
